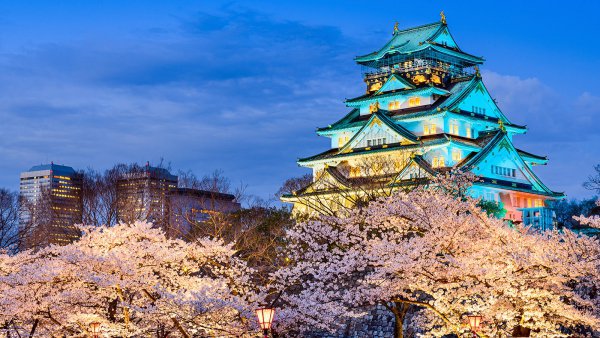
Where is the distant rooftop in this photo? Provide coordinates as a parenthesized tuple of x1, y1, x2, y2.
(173, 187, 236, 201)
(26, 163, 77, 174)
(118, 165, 178, 181)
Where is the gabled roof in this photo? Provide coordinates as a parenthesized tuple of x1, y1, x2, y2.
(298, 133, 479, 165)
(355, 22, 483, 65)
(337, 111, 418, 153)
(317, 108, 362, 134)
(458, 130, 562, 197)
(292, 167, 351, 196)
(375, 73, 415, 93)
(439, 76, 513, 124)
(346, 85, 450, 105)
(393, 155, 437, 181)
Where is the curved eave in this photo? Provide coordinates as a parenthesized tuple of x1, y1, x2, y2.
(356, 43, 484, 65)
(355, 22, 443, 63)
(298, 134, 476, 167)
(346, 86, 451, 106)
(474, 181, 565, 199)
(517, 149, 549, 165)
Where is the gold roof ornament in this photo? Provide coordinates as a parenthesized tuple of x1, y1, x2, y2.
(474, 65, 481, 78)
(498, 119, 506, 133)
(440, 11, 447, 24)
(393, 22, 399, 35)
(369, 101, 380, 113)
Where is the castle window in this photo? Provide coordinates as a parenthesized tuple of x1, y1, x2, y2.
(452, 150, 462, 162)
(388, 100, 400, 110)
(408, 97, 421, 107)
(432, 156, 445, 168)
(492, 165, 516, 177)
(472, 106, 486, 115)
(449, 122, 459, 135)
(465, 126, 472, 138)
(337, 135, 350, 148)
(423, 123, 436, 135)
(367, 138, 386, 147)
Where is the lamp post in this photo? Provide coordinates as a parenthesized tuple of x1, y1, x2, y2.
(89, 322, 100, 338)
(467, 315, 482, 337)
(255, 307, 275, 338)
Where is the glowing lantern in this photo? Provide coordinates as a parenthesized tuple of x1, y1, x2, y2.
(467, 314, 482, 332)
(90, 322, 101, 338)
(255, 307, 275, 337)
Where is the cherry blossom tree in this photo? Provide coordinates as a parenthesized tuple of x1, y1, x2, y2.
(0, 221, 259, 337)
(272, 174, 600, 338)
(574, 200, 600, 229)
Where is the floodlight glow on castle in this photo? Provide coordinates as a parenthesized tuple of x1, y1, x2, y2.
(282, 13, 563, 230)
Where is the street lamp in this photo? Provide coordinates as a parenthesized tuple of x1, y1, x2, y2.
(89, 322, 100, 338)
(255, 307, 275, 338)
(467, 315, 482, 337)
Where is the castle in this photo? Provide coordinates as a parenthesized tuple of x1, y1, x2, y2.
(282, 14, 563, 230)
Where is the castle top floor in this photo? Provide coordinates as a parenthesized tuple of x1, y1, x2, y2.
(356, 14, 484, 92)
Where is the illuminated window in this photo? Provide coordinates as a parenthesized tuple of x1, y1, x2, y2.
(408, 97, 421, 107)
(337, 135, 350, 148)
(534, 199, 543, 207)
(423, 123, 436, 135)
(388, 100, 400, 110)
(449, 122, 459, 135)
(466, 126, 472, 138)
(452, 150, 462, 162)
(432, 156, 445, 168)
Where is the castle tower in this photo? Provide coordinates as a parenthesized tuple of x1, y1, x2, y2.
(282, 16, 563, 230)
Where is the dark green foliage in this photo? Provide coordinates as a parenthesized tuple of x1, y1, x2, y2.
(478, 200, 507, 219)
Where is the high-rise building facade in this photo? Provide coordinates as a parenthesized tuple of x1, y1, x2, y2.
(282, 15, 563, 230)
(116, 164, 178, 228)
(19, 163, 83, 248)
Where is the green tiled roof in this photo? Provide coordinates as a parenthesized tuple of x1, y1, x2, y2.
(346, 85, 450, 105)
(355, 22, 483, 64)
(298, 133, 478, 164)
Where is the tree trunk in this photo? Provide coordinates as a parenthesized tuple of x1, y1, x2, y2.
(28, 319, 39, 338)
(512, 325, 531, 337)
(388, 301, 411, 338)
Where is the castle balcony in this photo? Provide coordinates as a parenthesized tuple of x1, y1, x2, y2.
(362, 51, 476, 82)
(519, 207, 556, 231)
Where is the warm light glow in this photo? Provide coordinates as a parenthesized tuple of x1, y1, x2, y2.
(408, 96, 421, 107)
(255, 308, 275, 330)
(90, 322, 101, 336)
(467, 315, 482, 331)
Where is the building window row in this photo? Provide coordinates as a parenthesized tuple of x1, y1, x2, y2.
(367, 138, 387, 147)
(432, 156, 445, 168)
(492, 165, 516, 177)
(472, 106, 486, 114)
(423, 123, 436, 135)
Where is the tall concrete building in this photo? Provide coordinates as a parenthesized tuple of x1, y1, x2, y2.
(116, 164, 178, 228)
(19, 163, 83, 248)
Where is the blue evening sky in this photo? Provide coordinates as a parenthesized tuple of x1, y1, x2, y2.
(0, 0, 598, 201)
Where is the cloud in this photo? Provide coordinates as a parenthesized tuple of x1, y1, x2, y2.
(0, 6, 362, 200)
(482, 70, 600, 198)
(0, 6, 596, 201)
